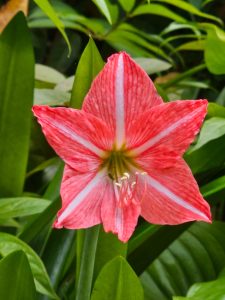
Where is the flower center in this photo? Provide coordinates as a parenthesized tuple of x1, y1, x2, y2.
(101, 146, 136, 181)
(101, 146, 147, 207)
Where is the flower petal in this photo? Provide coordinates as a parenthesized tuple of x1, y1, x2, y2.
(82, 52, 163, 148)
(139, 159, 211, 225)
(128, 100, 207, 156)
(54, 165, 107, 229)
(135, 145, 180, 170)
(32, 106, 113, 171)
(101, 183, 141, 242)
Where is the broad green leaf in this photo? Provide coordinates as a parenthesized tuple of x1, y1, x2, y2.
(0, 197, 50, 219)
(134, 58, 172, 74)
(162, 22, 202, 37)
(207, 102, 225, 118)
(131, 4, 187, 23)
(0, 251, 36, 300)
(0, 218, 20, 228)
(141, 222, 225, 300)
(70, 38, 104, 109)
(174, 275, 225, 299)
(106, 33, 151, 57)
(177, 40, 205, 51)
(0, 233, 58, 299)
(205, 27, 225, 74)
(119, 0, 135, 12)
(190, 117, 225, 152)
(0, 13, 34, 197)
(185, 134, 225, 174)
(106, 30, 171, 61)
(153, 0, 222, 25)
(91, 257, 144, 300)
(18, 163, 63, 243)
(201, 175, 225, 198)
(128, 223, 191, 275)
(94, 227, 127, 281)
(92, 0, 119, 24)
(35, 64, 65, 85)
(207, 103, 225, 119)
(33, 0, 71, 53)
(41, 230, 76, 288)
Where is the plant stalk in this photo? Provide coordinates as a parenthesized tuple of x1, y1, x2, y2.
(75, 225, 100, 300)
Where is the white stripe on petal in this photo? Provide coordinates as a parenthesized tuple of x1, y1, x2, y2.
(115, 206, 123, 233)
(44, 116, 104, 157)
(57, 170, 106, 224)
(146, 174, 208, 219)
(133, 106, 203, 155)
(115, 54, 125, 148)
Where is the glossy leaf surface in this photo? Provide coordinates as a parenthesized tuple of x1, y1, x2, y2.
(91, 257, 144, 300)
(0, 251, 36, 300)
(0, 12, 34, 197)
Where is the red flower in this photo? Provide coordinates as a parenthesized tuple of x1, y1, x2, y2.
(33, 52, 211, 242)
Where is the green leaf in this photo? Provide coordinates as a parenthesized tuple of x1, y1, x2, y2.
(185, 116, 225, 174)
(0, 13, 34, 197)
(201, 175, 225, 198)
(134, 57, 172, 74)
(41, 230, 76, 289)
(131, 4, 187, 23)
(0, 251, 36, 300)
(92, 0, 119, 24)
(119, 0, 135, 12)
(205, 27, 225, 74)
(0, 233, 58, 299)
(185, 135, 225, 174)
(207, 103, 225, 119)
(94, 227, 127, 281)
(33, 0, 71, 54)
(153, 0, 222, 25)
(18, 163, 64, 243)
(70, 38, 104, 109)
(0, 197, 50, 219)
(128, 223, 191, 275)
(141, 222, 225, 300)
(106, 29, 171, 61)
(190, 117, 225, 152)
(91, 257, 144, 300)
(176, 40, 205, 51)
(174, 271, 225, 300)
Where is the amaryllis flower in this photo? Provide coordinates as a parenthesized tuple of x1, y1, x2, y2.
(33, 52, 211, 242)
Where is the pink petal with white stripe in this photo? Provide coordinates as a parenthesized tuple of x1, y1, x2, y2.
(101, 182, 141, 242)
(128, 100, 207, 155)
(138, 158, 211, 224)
(54, 165, 107, 229)
(32, 106, 113, 172)
(82, 52, 163, 147)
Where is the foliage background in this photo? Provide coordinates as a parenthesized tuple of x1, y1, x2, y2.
(1, 0, 225, 299)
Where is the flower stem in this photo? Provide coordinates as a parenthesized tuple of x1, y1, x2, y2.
(75, 225, 100, 300)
